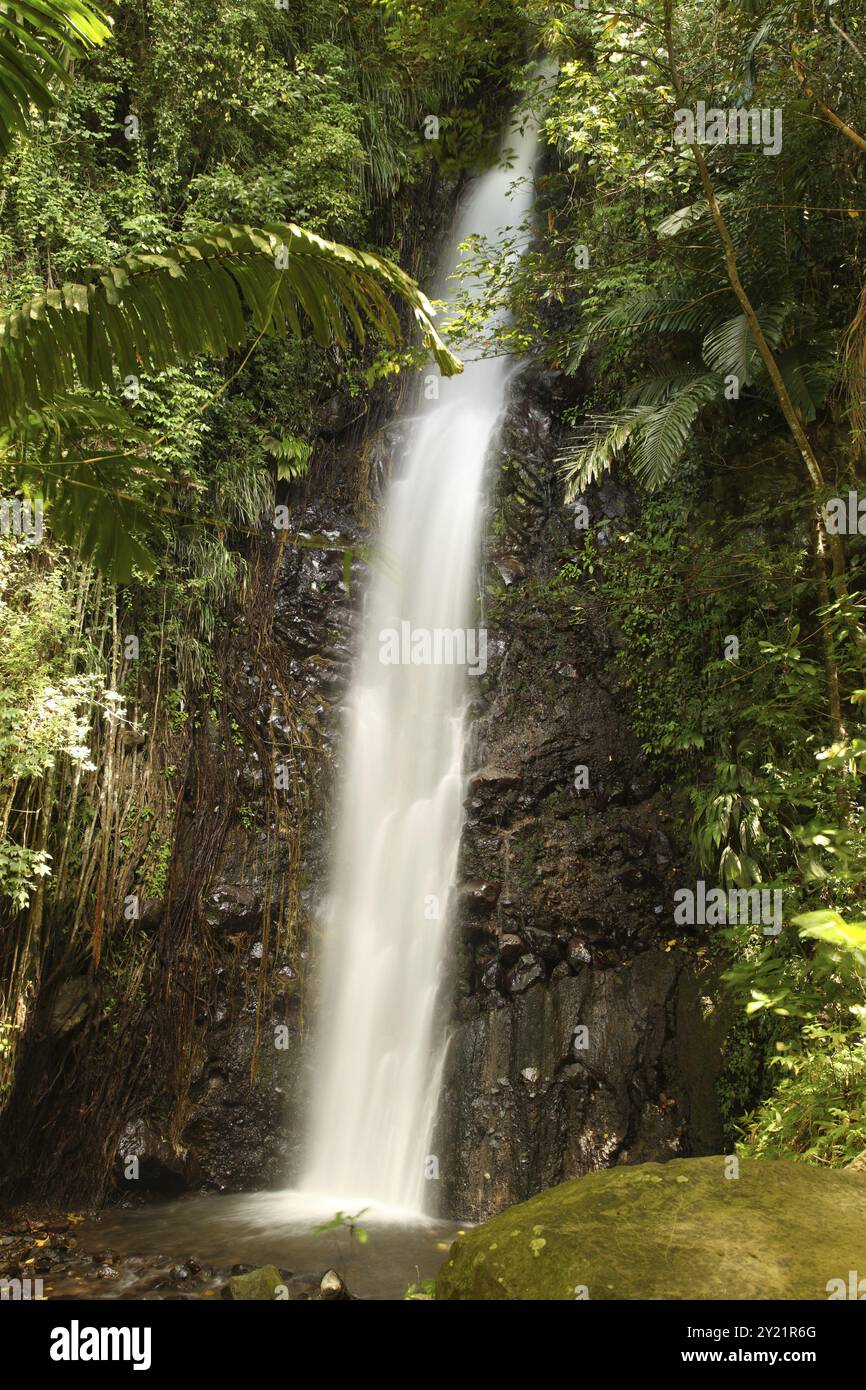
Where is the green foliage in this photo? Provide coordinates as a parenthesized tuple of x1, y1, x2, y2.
(0, 541, 93, 780)
(485, 0, 866, 507)
(0, 221, 458, 428)
(0, 1, 110, 158)
(141, 832, 171, 899)
(263, 433, 313, 482)
(0, 219, 459, 580)
(0, 537, 98, 907)
(558, 285, 837, 494)
(0, 0, 515, 589)
(404, 1276, 436, 1299)
(733, 909, 866, 1165)
(562, 372, 723, 493)
(592, 454, 866, 1160)
(737, 1024, 866, 1166)
(0, 837, 51, 910)
(312, 1208, 370, 1244)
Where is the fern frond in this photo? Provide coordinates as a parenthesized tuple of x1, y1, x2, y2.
(773, 338, 839, 422)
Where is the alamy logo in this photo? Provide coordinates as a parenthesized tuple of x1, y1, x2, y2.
(673, 102, 782, 156)
(823, 492, 866, 535)
(0, 1276, 43, 1300)
(379, 622, 487, 675)
(0, 496, 43, 542)
(673, 881, 782, 934)
(50, 1320, 152, 1371)
(826, 1270, 866, 1299)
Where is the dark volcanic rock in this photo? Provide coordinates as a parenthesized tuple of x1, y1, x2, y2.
(438, 952, 726, 1221)
(497, 933, 525, 965)
(505, 955, 545, 995)
(463, 880, 501, 913)
(564, 937, 592, 970)
(203, 884, 262, 934)
(113, 496, 363, 1196)
(480, 959, 501, 992)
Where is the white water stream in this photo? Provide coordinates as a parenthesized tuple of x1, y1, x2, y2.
(299, 113, 539, 1217)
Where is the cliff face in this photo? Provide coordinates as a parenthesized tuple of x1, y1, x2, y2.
(142, 363, 724, 1217)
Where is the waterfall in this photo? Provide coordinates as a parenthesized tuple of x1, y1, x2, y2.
(299, 112, 539, 1217)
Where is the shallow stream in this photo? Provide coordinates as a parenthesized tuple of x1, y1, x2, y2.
(42, 1192, 462, 1300)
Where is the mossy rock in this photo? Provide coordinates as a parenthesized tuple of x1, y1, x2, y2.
(435, 1156, 866, 1300)
(229, 1265, 286, 1300)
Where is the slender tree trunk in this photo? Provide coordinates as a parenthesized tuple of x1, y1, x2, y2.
(791, 59, 866, 155)
(91, 592, 120, 968)
(814, 518, 844, 740)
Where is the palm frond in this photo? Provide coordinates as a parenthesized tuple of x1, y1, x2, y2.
(560, 370, 722, 498)
(566, 283, 731, 373)
(631, 373, 721, 487)
(656, 192, 734, 239)
(0, 221, 461, 431)
(773, 338, 839, 422)
(39, 452, 163, 579)
(702, 313, 759, 385)
(0, 1, 110, 157)
(558, 409, 650, 497)
(1, 392, 152, 447)
(0, 395, 165, 581)
(625, 365, 710, 407)
(702, 301, 795, 385)
(0, 225, 459, 581)
(596, 286, 724, 338)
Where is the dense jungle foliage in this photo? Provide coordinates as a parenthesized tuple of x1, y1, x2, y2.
(0, 0, 865, 1199)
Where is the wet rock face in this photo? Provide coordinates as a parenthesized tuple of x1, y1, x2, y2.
(437, 952, 724, 1221)
(433, 364, 724, 1221)
(164, 504, 364, 1195)
(120, 488, 369, 1197)
(115, 1120, 194, 1195)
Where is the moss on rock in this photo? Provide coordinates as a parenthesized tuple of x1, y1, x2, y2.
(229, 1265, 286, 1300)
(435, 1156, 866, 1300)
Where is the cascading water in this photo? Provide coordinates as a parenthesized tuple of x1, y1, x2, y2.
(299, 112, 539, 1217)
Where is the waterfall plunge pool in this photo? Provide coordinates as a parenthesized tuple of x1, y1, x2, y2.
(41, 1191, 463, 1301)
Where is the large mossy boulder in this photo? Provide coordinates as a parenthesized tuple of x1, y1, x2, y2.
(435, 1156, 866, 1300)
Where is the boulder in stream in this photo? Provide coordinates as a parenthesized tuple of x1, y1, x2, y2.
(228, 1265, 287, 1300)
